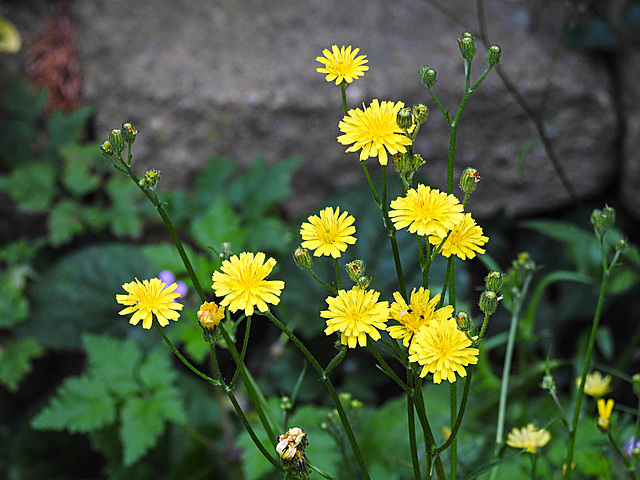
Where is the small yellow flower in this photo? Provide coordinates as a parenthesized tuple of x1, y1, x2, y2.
(197, 301, 225, 330)
(0, 17, 22, 54)
(316, 45, 369, 85)
(429, 212, 489, 260)
(506, 423, 551, 454)
(387, 288, 454, 347)
(322, 287, 389, 348)
(212, 252, 285, 317)
(116, 278, 183, 329)
(389, 184, 464, 237)
(276, 427, 309, 476)
(337, 99, 413, 166)
(408, 318, 479, 383)
(576, 371, 612, 397)
(300, 206, 356, 258)
(597, 398, 614, 431)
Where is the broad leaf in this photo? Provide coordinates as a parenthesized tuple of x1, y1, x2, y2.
(0, 338, 43, 392)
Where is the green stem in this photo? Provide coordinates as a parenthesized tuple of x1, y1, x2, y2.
(407, 372, 422, 480)
(265, 311, 371, 480)
(340, 82, 349, 115)
(334, 257, 342, 290)
(434, 365, 474, 454)
(230, 316, 252, 387)
(607, 430, 636, 480)
(450, 382, 457, 480)
(304, 267, 337, 294)
(412, 375, 447, 479)
(369, 341, 409, 391)
(445, 59, 472, 195)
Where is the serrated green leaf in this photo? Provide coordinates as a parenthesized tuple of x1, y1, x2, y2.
(245, 217, 292, 253)
(48, 199, 86, 246)
(171, 310, 210, 364)
(0, 268, 30, 327)
(119, 396, 166, 466)
(31, 375, 118, 433)
(106, 176, 144, 238)
(1, 79, 47, 121)
(83, 334, 141, 399)
(60, 143, 102, 196)
(0, 120, 37, 166)
(193, 156, 237, 208)
(190, 195, 246, 252)
(0, 162, 57, 211)
(139, 347, 177, 391)
(47, 105, 94, 148)
(0, 338, 43, 392)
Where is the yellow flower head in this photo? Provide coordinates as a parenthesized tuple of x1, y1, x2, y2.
(322, 286, 389, 348)
(408, 318, 478, 383)
(316, 45, 369, 85)
(597, 398, 614, 431)
(0, 17, 22, 54)
(429, 212, 489, 260)
(197, 301, 225, 330)
(506, 423, 551, 454)
(389, 184, 464, 237)
(576, 371, 612, 397)
(116, 277, 184, 329)
(300, 206, 356, 258)
(212, 252, 285, 317)
(388, 288, 454, 347)
(337, 99, 413, 166)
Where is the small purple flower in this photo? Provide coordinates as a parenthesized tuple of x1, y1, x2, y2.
(625, 437, 640, 456)
(158, 270, 188, 298)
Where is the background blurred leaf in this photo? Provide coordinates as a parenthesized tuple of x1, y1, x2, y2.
(0, 162, 57, 211)
(0, 338, 43, 392)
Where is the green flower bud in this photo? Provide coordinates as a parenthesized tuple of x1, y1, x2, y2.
(478, 290, 500, 315)
(396, 107, 413, 130)
(345, 260, 366, 282)
(356, 275, 371, 289)
(100, 140, 114, 159)
(121, 122, 138, 144)
(459, 167, 481, 195)
(633, 373, 640, 396)
(279, 396, 293, 411)
(455, 310, 472, 333)
(540, 375, 556, 393)
(412, 103, 428, 124)
(591, 205, 615, 238)
(219, 242, 233, 260)
(420, 65, 437, 88)
(293, 246, 312, 269)
(458, 32, 476, 61)
(616, 238, 628, 252)
(109, 128, 125, 153)
(139, 169, 162, 190)
(485, 271, 503, 292)
(486, 45, 501, 66)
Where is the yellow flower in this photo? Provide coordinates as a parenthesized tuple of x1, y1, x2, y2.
(597, 398, 614, 431)
(576, 371, 612, 397)
(337, 99, 413, 165)
(408, 318, 478, 383)
(429, 212, 489, 260)
(316, 45, 369, 85)
(197, 301, 225, 330)
(211, 252, 285, 317)
(387, 288, 454, 347)
(389, 184, 464, 237)
(322, 287, 389, 348)
(300, 206, 356, 258)
(0, 17, 22, 54)
(506, 423, 551, 453)
(116, 278, 183, 329)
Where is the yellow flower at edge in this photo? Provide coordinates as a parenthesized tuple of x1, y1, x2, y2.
(212, 252, 285, 317)
(316, 45, 369, 85)
(337, 99, 413, 166)
(322, 286, 389, 348)
(389, 184, 464, 237)
(597, 398, 614, 431)
(0, 17, 22, 54)
(429, 212, 489, 260)
(576, 370, 612, 397)
(116, 277, 184, 329)
(408, 318, 478, 383)
(300, 206, 356, 258)
(506, 423, 551, 454)
(388, 288, 454, 347)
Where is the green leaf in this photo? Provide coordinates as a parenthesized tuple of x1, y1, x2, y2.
(0, 268, 30, 327)
(48, 199, 86, 246)
(193, 156, 237, 208)
(60, 143, 102, 196)
(0, 338, 43, 392)
(31, 375, 118, 433)
(0, 162, 57, 211)
(1, 79, 47, 121)
(190, 195, 246, 252)
(119, 395, 169, 466)
(46, 105, 94, 149)
(83, 334, 141, 399)
(139, 347, 177, 391)
(105, 176, 144, 238)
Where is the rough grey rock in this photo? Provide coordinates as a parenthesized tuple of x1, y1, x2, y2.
(0, 0, 629, 220)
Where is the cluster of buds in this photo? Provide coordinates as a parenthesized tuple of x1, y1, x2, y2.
(504, 252, 537, 297)
(100, 122, 138, 161)
(139, 169, 162, 190)
(197, 301, 225, 343)
(276, 427, 309, 480)
(478, 271, 503, 316)
(345, 260, 371, 289)
(393, 152, 425, 184)
(590, 205, 616, 240)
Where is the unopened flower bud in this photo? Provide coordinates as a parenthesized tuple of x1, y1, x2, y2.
(458, 32, 476, 61)
(396, 107, 413, 130)
(459, 167, 481, 195)
(616, 238, 628, 252)
(485, 271, 503, 292)
(413, 103, 429, 124)
(345, 260, 366, 282)
(280, 396, 293, 411)
(455, 310, 472, 333)
(109, 128, 125, 154)
(420, 65, 437, 88)
(486, 45, 501, 66)
(293, 246, 312, 269)
(541, 375, 556, 392)
(100, 140, 114, 159)
(591, 205, 615, 238)
(356, 276, 371, 289)
(121, 122, 138, 144)
(198, 301, 225, 343)
(479, 290, 500, 315)
(219, 242, 233, 260)
(139, 169, 162, 190)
